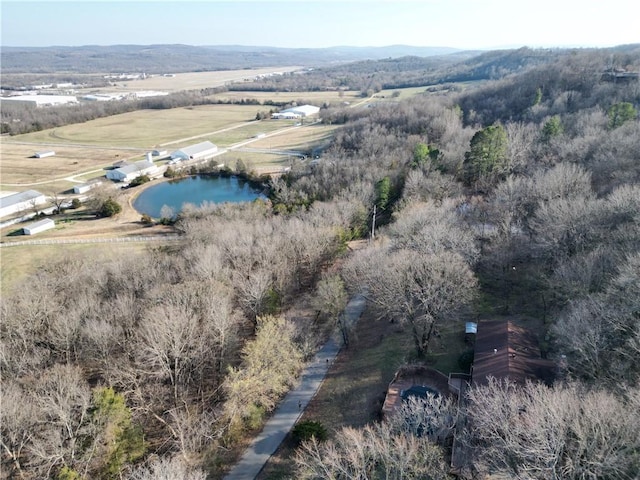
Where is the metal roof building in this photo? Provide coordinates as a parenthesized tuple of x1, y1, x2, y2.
(0, 95, 78, 108)
(0, 190, 47, 218)
(170, 141, 218, 162)
(23, 218, 55, 235)
(106, 160, 158, 182)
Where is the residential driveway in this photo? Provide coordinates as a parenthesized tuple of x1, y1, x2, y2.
(223, 293, 367, 480)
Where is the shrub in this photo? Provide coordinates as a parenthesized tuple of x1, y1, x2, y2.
(140, 214, 153, 225)
(71, 198, 81, 209)
(292, 420, 328, 443)
(98, 198, 122, 217)
(458, 349, 474, 373)
(129, 174, 150, 187)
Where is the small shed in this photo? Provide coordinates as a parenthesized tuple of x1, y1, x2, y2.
(152, 149, 168, 157)
(34, 151, 56, 158)
(73, 180, 102, 194)
(23, 218, 55, 235)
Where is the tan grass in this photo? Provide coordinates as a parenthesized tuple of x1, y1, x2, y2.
(91, 67, 303, 93)
(0, 142, 140, 187)
(12, 105, 263, 148)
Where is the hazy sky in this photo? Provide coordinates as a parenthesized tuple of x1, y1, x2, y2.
(2, 0, 639, 50)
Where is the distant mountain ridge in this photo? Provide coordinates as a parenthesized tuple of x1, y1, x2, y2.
(0, 44, 463, 74)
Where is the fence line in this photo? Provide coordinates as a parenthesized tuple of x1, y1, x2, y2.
(0, 235, 182, 247)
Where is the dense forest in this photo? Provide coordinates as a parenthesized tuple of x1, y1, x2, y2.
(0, 44, 459, 75)
(1, 45, 639, 479)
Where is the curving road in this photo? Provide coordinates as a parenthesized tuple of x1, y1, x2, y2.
(224, 293, 367, 480)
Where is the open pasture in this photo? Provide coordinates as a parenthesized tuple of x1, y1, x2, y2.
(12, 104, 263, 148)
(0, 142, 140, 187)
(248, 123, 338, 152)
(209, 118, 298, 146)
(93, 66, 303, 93)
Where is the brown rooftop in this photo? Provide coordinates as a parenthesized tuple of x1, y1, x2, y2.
(472, 319, 554, 387)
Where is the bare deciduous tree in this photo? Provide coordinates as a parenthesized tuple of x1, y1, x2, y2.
(312, 273, 349, 345)
(344, 248, 477, 357)
(295, 421, 451, 479)
(0, 380, 39, 477)
(126, 455, 207, 480)
(463, 379, 640, 479)
(387, 199, 479, 264)
(28, 364, 92, 477)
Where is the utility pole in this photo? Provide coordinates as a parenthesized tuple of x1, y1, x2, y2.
(371, 204, 376, 241)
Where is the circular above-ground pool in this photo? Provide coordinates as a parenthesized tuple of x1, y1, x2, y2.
(133, 175, 265, 218)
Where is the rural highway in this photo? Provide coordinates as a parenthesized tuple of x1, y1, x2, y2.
(224, 293, 367, 480)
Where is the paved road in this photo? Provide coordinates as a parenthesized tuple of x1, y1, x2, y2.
(224, 293, 367, 480)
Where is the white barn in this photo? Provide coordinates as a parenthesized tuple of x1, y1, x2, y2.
(73, 180, 103, 194)
(287, 104, 320, 117)
(271, 104, 320, 119)
(23, 218, 55, 235)
(170, 141, 218, 162)
(271, 111, 301, 119)
(34, 150, 56, 158)
(0, 190, 47, 218)
(106, 160, 158, 182)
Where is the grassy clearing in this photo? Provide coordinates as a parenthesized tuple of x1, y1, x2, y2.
(215, 152, 292, 173)
(249, 123, 338, 152)
(211, 119, 298, 146)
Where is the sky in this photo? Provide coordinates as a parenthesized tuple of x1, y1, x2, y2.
(2, 0, 639, 50)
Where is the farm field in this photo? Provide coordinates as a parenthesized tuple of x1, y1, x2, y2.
(1, 108, 336, 189)
(11, 104, 263, 148)
(0, 142, 144, 188)
(247, 123, 338, 151)
(92, 66, 303, 93)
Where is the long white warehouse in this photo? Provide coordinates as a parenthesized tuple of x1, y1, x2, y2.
(0, 95, 78, 108)
(171, 141, 218, 162)
(0, 190, 47, 218)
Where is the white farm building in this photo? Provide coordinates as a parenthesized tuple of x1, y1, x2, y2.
(170, 141, 218, 162)
(106, 160, 158, 182)
(0, 95, 78, 108)
(272, 104, 320, 119)
(0, 190, 47, 219)
(73, 180, 103, 194)
(23, 218, 55, 235)
(34, 150, 56, 158)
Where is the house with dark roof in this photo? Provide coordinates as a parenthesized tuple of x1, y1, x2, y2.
(471, 319, 554, 387)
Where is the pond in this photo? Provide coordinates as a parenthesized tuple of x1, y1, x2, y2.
(133, 175, 266, 218)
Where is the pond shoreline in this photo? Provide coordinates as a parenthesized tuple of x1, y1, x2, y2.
(130, 172, 269, 219)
